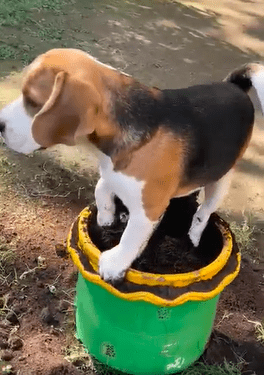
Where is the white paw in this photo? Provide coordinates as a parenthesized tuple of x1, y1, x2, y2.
(188, 214, 208, 247)
(99, 246, 127, 282)
(188, 226, 202, 247)
(97, 210, 114, 227)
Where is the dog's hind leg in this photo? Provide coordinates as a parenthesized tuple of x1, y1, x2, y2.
(188, 169, 233, 247)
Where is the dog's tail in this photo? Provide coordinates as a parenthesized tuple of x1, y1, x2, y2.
(225, 63, 264, 113)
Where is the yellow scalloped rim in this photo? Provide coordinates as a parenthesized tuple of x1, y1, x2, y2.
(76, 207, 233, 288)
(67, 220, 241, 306)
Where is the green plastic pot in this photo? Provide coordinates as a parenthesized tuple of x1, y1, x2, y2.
(68, 208, 240, 374)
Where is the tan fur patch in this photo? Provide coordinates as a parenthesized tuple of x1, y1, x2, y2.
(116, 128, 194, 221)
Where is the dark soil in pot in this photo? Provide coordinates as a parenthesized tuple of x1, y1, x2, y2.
(88, 193, 224, 274)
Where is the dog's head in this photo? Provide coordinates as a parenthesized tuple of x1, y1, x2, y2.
(0, 48, 122, 153)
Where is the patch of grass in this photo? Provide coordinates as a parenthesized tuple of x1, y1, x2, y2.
(64, 341, 91, 372)
(21, 52, 31, 66)
(82, 358, 243, 375)
(246, 318, 264, 345)
(256, 320, 264, 345)
(0, 0, 75, 27)
(244, 316, 264, 345)
(0, 44, 18, 60)
(37, 24, 64, 41)
(0, 245, 16, 268)
(0, 0, 74, 63)
(62, 294, 92, 373)
(0, 362, 13, 374)
(0, 0, 37, 27)
(0, 154, 17, 192)
(90, 357, 126, 375)
(0, 236, 16, 268)
(0, 155, 13, 174)
(37, 0, 76, 11)
(87, 360, 243, 375)
(180, 361, 242, 375)
(0, 235, 17, 286)
(230, 216, 257, 256)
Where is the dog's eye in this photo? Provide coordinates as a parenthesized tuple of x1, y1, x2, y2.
(25, 96, 40, 108)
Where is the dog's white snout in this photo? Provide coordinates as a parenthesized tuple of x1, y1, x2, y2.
(0, 96, 40, 154)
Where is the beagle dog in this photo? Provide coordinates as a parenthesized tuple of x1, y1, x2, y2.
(1, 48, 264, 281)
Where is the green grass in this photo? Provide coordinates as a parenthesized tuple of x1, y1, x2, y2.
(37, 0, 75, 11)
(84, 358, 243, 375)
(37, 23, 64, 41)
(0, 44, 18, 60)
(180, 361, 242, 375)
(0, 0, 75, 64)
(230, 216, 257, 256)
(0, 0, 75, 27)
(0, 0, 38, 27)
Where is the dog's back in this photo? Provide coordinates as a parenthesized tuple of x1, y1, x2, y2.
(160, 83, 254, 187)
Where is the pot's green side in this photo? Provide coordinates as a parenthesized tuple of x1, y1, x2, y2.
(76, 273, 219, 375)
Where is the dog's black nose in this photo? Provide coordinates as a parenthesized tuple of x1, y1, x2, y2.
(0, 121, 5, 133)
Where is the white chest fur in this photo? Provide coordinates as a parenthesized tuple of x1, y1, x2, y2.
(97, 152, 145, 214)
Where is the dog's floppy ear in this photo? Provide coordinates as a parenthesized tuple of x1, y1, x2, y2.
(32, 71, 101, 147)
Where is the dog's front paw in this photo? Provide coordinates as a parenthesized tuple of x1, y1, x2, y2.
(99, 246, 127, 282)
(188, 224, 201, 247)
(188, 212, 208, 247)
(97, 210, 115, 227)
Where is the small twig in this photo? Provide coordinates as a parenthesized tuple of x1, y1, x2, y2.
(28, 18, 45, 29)
(215, 310, 233, 329)
(42, 161, 49, 173)
(19, 260, 46, 280)
(19, 266, 39, 280)
(0, 273, 12, 286)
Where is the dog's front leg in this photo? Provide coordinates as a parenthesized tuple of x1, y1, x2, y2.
(95, 177, 115, 227)
(99, 210, 157, 282)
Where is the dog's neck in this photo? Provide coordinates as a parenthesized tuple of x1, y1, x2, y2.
(88, 74, 163, 170)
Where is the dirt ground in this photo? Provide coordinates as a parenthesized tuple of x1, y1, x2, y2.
(176, 0, 264, 57)
(1, 0, 264, 374)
